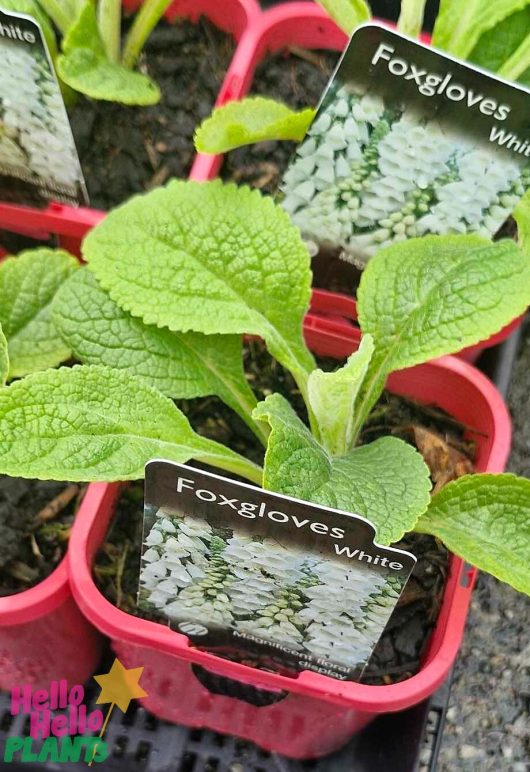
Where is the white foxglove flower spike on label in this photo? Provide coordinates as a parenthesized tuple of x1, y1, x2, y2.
(279, 25, 530, 269)
(138, 461, 416, 682)
(0, 8, 87, 206)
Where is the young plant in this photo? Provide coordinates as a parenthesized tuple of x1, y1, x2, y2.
(4, 0, 173, 105)
(194, 0, 530, 152)
(0, 180, 529, 600)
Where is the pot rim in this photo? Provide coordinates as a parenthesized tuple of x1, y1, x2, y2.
(0, 557, 70, 626)
(67, 339, 511, 712)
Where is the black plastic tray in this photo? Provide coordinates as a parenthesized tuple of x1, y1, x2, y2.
(0, 668, 448, 772)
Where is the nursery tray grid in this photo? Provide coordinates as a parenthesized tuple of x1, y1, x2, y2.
(0, 672, 449, 772)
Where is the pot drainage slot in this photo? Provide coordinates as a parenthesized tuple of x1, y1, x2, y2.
(192, 664, 288, 706)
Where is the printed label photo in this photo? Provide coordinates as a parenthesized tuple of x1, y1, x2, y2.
(280, 25, 530, 268)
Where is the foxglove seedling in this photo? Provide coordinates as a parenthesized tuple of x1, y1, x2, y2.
(0, 180, 529, 604)
(4, 0, 173, 105)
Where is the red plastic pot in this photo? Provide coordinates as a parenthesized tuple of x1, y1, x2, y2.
(0, 252, 103, 692)
(68, 317, 511, 759)
(0, 559, 103, 693)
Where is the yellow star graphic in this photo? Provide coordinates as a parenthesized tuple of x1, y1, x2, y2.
(93, 658, 148, 713)
(88, 659, 147, 766)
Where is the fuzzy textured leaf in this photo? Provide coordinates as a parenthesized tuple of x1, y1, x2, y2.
(308, 334, 374, 456)
(468, 6, 530, 83)
(52, 268, 261, 432)
(0, 325, 8, 387)
(0, 248, 79, 379)
(0, 365, 262, 483)
(254, 394, 431, 545)
(83, 180, 315, 392)
(57, 1, 160, 105)
(432, 0, 530, 59)
(194, 98, 315, 154)
(358, 234, 530, 377)
(317, 0, 371, 34)
(415, 474, 530, 596)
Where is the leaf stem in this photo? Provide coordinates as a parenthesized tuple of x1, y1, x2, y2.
(37, 0, 77, 34)
(284, 346, 322, 443)
(97, 0, 122, 63)
(397, 0, 427, 38)
(348, 358, 388, 447)
(498, 33, 530, 81)
(225, 385, 270, 448)
(121, 0, 172, 69)
(196, 451, 263, 486)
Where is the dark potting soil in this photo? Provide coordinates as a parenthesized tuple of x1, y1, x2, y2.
(222, 48, 340, 194)
(69, 19, 235, 210)
(94, 342, 476, 687)
(0, 476, 85, 595)
(0, 230, 57, 257)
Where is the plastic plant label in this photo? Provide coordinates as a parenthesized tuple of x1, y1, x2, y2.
(139, 460, 416, 681)
(280, 24, 530, 269)
(0, 8, 87, 207)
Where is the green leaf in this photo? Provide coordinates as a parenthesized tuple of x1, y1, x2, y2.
(468, 6, 530, 83)
(254, 393, 431, 545)
(194, 98, 316, 154)
(316, 0, 371, 35)
(432, 0, 530, 59)
(498, 32, 530, 82)
(34, 0, 77, 34)
(415, 474, 530, 596)
(353, 235, 530, 441)
(307, 334, 374, 456)
(83, 179, 315, 398)
(0, 365, 263, 484)
(57, 1, 160, 105)
(359, 235, 530, 372)
(0, 324, 8, 387)
(514, 189, 530, 248)
(52, 268, 266, 442)
(0, 248, 79, 379)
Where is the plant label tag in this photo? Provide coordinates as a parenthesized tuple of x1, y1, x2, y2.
(280, 24, 530, 271)
(0, 8, 88, 207)
(139, 460, 416, 682)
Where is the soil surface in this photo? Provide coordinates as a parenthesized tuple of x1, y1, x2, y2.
(222, 48, 340, 194)
(94, 342, 476, 687)
(438, 321, 530, 772)
(69, 19, 235, 210)
(0, 476, 84, 594)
